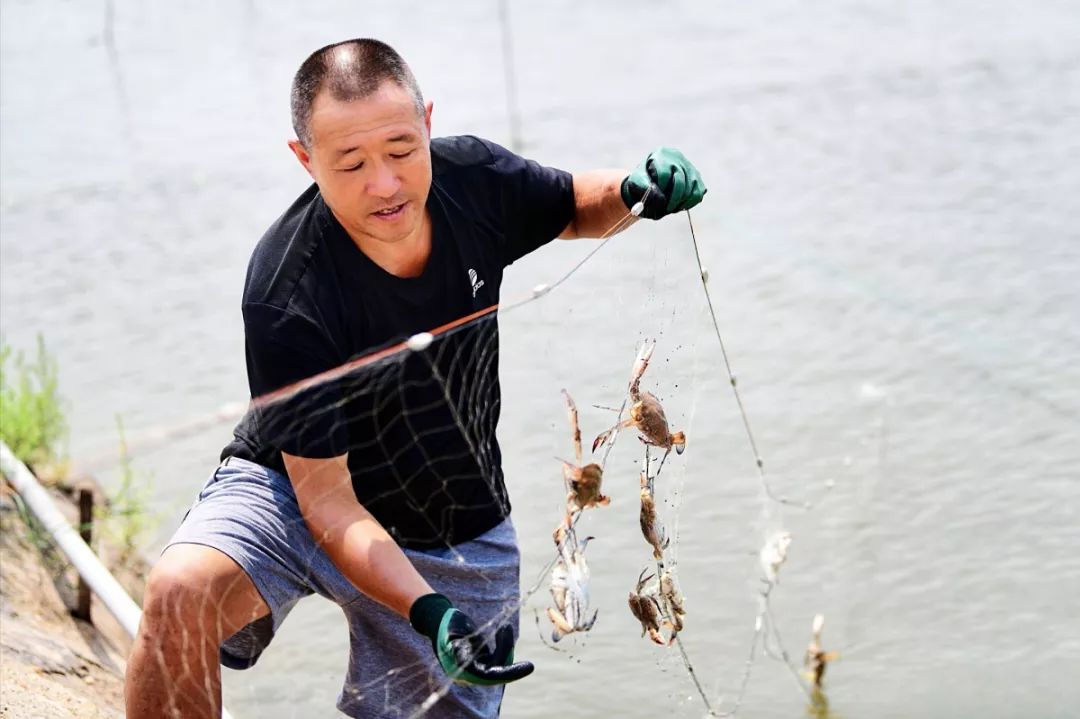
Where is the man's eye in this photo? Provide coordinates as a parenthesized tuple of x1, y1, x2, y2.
(390, 150, 415, 160)
(342, 162, 364, 172)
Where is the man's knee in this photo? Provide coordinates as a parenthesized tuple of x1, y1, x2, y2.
(141, 544, 267, 641)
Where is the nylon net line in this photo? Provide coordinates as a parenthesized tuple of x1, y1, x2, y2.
(142, 203, 869, 719)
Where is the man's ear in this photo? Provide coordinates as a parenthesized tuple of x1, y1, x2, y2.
(424, 100, 434, 136)
(288, 139, 315, 178)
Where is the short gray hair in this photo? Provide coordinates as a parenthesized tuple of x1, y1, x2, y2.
(290, 38, 424, 148)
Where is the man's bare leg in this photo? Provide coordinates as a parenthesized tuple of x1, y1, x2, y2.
(126, 544, 271, 719)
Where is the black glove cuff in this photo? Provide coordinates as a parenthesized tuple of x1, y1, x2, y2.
(620, 175, 635, 210)
(409, 593, 453, 640)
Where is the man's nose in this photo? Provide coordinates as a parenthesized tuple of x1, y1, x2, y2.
(367, 161, 401, 199)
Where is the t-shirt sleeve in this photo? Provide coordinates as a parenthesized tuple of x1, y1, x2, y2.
(480, 138, 576, 266)
(243, 302, 348, 460)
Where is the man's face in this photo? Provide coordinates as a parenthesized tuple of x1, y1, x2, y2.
(289, 80, 433, 246)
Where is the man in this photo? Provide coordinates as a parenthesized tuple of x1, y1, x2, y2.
(125, 38, 704, 719)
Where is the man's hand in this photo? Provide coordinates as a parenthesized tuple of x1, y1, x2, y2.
(410, 593, 533, 686)
(621, 147, 707, 220)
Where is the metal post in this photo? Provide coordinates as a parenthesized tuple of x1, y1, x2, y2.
(75, 486, 94, 622)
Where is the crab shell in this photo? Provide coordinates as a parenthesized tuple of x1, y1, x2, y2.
(639, 487, 668, 560)
(631, 394, 670, 444)
(564, 461, 609, 510)
(627, 589, 665, 645)
(548, 531, 597, 640)
(659, 572, 686, 630)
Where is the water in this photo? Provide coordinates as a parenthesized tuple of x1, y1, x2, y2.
(2, 1, 1079, 717)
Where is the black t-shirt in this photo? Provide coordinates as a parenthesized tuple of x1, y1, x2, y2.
(221, 136, 575, 549)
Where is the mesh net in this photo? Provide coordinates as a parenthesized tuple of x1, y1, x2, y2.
(251, 310, 511, 551)
(127, 207, 861, 719)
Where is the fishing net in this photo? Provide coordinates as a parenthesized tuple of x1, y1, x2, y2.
(140, 203, 858, 719)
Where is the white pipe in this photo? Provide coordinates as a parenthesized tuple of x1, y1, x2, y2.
(1, 441, 144, 637)
(0, 441, 236, 719)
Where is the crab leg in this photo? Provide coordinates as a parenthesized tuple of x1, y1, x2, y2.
(653, 446, 672, 480)
(591, 417, 635, 453)
(628, 340, 656, 400)
(561, 389, 583, 464)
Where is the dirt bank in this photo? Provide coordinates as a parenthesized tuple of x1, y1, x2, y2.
(0, 475, 149, 719)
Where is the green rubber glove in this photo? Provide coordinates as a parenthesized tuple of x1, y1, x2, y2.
(621, 146, 707, 220)
(410, 593, 533, 686)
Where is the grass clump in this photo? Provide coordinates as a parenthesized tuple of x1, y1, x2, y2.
(1, 336, 156, 562)
(0, 334, 67, 470)
(98, 415, 157, 561)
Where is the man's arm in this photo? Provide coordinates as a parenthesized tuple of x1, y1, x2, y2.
(559, 148, 707, 239)
(282, 451, 534, 685)
(558, 169, 635, 240)
(282, 452, 433, 617)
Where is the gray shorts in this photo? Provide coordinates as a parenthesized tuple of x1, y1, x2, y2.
(165, 457, 520, 719)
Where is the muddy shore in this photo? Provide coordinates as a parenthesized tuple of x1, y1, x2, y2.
(1, 475, 149, 719)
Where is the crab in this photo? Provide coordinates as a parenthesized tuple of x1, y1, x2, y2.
(592, 340, 686, 459)
(560, 389, 609, 513)
(804, 614, 840, 688)
(639, 466, 669, 560)
(547, 516, 598, 642)
(627, 569, 666, 645)
(657, 569, 686, 637)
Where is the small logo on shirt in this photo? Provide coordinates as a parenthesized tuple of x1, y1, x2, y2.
(468, 268, 485, 298)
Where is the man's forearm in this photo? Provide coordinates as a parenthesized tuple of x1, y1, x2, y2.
(559, 169, 635, 239)
(305, 499, 434, 618)
(283, 452, 433, 619)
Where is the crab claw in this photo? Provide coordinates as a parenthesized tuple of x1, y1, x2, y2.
(552, 523, 568, 545)
(548, 606, 576, 640)
(591, 430, 612, 454)
(628, 341, 656, 395)
(635, 340, 656, 367)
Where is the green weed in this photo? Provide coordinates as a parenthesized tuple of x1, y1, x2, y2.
(0, 334, 67, 470)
